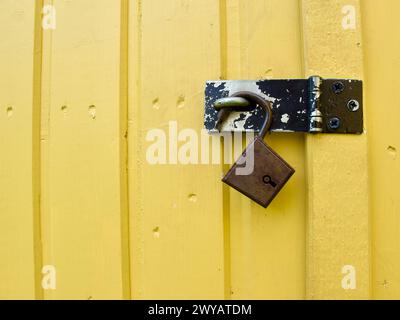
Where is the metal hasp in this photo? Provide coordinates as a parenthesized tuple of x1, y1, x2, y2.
(204, 76, 363, 134)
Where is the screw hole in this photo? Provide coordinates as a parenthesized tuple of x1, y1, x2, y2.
(328, 117, 341, 130)
(347, 99, 360, 112)
(332, 81, 345, 94)
(6, 106, 13, 118)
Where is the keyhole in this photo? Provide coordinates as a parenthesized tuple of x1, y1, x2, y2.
(263, 175, 277, 188)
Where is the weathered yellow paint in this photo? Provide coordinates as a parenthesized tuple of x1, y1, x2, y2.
(40, 0, 128, 299)
(0, 0, 43, 300)
(0, 0, 399, 300)
(302, 0, 370, 299)
(128, 0, 225, 299)
(225, 0, 306, 299)
(362, 0, 400, 300)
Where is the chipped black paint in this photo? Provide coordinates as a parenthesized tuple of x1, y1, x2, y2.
(204, 78, 363, 134)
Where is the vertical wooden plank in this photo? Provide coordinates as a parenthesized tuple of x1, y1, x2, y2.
(41, 0, 128, 299)
(33, 0, 45, 301)
(362, 0, 400, 299)
(40, 0, 55, 300)
(302, 0, 370, 299)
(119, 0, 131, 301)
(225, 0, 306, 299)
(129, 0, 225, 299)
(0, 0, 40, 300)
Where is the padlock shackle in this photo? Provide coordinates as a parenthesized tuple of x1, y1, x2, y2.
(214, 91, 273, 138)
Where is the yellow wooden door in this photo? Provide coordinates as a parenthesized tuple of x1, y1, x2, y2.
(0, 0, 398, 300)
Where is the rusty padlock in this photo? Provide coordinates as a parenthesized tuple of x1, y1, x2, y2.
(216, 91, 295, 208)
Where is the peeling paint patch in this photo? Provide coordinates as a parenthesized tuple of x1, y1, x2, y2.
(204, 79, 310, 133)
(273, 129, 295, 133)
(224, 80, 277, 103)
(220, 111, 255, 132)
(281, 114, 290, 124)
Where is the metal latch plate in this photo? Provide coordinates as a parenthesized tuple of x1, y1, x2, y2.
(204, 78, 363, 134)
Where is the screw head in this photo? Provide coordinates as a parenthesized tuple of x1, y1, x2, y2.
(347, 99, 360, 112)
(332, 81, 345, 94)
(328, 117, 341, 130)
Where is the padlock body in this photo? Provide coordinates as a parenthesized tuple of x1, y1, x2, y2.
(223, 137, 295, 208)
